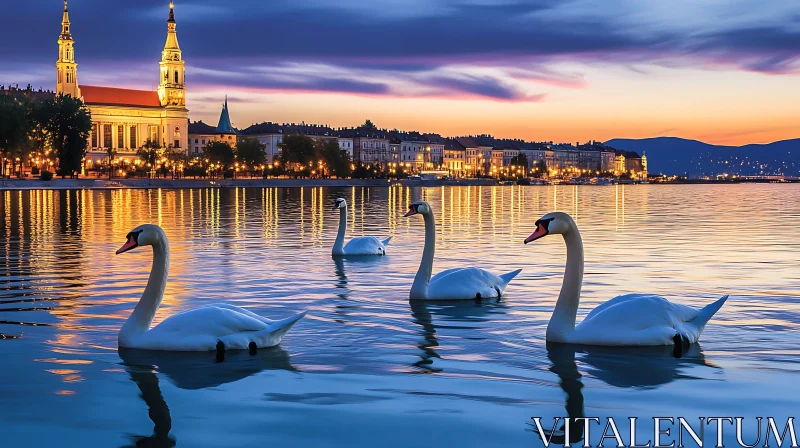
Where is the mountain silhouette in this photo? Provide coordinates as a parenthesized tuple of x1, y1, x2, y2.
(606, 137, 800, 177)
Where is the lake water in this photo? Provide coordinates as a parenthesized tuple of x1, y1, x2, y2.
(1, 185, 799, 447)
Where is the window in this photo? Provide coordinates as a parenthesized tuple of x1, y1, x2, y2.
(174, 71, 179, 84)
(150, 126, 158, 144)
(130, 126, 137, 148)
(195, 139, 198, 144)
(173, 126, 181, 148)
(103, 125, 112, 149)
(201, 139, 206, 145)
(91, 124, 97, 148)
(118, 125, 124, 149)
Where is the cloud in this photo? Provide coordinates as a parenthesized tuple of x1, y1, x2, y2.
(1, 0, 798, 100)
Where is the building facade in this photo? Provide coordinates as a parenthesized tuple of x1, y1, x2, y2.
(58, 2, 189, 166)
(187, 97, 237, 156)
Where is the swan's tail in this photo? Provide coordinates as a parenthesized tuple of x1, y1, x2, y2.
(499, 269, 523, 286)
(253, 311, 308, 348)
(382, 237, 393, 247)
(690, 295, 728, 329)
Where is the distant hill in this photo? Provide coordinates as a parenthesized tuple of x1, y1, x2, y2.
(605, 137, 800, 177)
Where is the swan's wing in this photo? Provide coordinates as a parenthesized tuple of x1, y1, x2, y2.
(150, 305, 269, 338)
(574, 295, 700, 345)
(427, 267, 506, 300)
(583, 295, 699, 326)
(343, 236, 386, 255)
(211, 303, 275, 324)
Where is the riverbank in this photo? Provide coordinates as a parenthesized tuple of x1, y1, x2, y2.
(0, 177, 500, 190)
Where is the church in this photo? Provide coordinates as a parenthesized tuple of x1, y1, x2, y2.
(56, 1, 189, 166)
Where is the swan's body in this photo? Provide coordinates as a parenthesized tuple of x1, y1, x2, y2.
(116, 224, 306, 351)
(405, 201, 521, 301)
(525, 212, 727, 347)
(332, 198, 391, 256)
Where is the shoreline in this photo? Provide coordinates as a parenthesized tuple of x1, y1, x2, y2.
(0, 177, 796, 191)
(0, 177, 500, 191)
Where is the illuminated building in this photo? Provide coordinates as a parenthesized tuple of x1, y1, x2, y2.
(188, 97, 238, 156)
(56, 1, 189, 165)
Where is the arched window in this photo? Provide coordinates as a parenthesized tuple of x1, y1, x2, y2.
(173, 126, 181, 148)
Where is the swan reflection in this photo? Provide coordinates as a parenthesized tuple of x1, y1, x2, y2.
(409, 300, 507, 373)
(332, 256, 390, 301)
(119, 347, 296, 446)
(536, 342, 719, 444)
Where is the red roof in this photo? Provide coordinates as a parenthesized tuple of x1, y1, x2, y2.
(81, 85, 162, 108)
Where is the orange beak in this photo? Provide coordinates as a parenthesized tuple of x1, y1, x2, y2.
(524, 223, 548, 244)
(116, 236, 138, 255)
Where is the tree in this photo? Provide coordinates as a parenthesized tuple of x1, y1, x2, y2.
(510, 153, 528, 170)
(361, 119, 377, 131)
(41, 94, 92, 178)
(137, 139, 161, 176)
(317, 139, 351, 178)
(204, 141, 235, 169)
(165, 146, 188, 179)
(236, 138, 266, 169)
(137, 139, 161, 166)
(279, 134, 316, 169)
(0, 95, 30, 177)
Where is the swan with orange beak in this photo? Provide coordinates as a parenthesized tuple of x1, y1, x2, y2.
(524, 212, 727, 356)
(115, 224, 307, 353)
(404, 201, 521, 301)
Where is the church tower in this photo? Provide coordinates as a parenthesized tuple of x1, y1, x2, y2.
(56, 0, 80, 98)
(158, 2, 186, 109)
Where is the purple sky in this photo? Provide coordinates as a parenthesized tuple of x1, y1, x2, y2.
(3, 0, 799, 144)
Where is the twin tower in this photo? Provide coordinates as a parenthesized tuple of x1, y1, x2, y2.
(55, 0, 186, 109)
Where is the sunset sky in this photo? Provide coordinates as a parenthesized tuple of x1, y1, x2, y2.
(2, 0, 799, 145)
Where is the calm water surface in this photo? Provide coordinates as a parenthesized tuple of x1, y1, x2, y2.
(1, 185, 799, 447)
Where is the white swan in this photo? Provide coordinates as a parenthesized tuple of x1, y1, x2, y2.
(404, 200, 522, 301)
(524, 212, 727, 351)
(332, 198, 391, 256)
(115, 224, 306, 352)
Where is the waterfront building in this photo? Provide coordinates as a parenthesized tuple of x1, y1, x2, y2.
(337, 136, 355, 160)
(337, 128, 390, 165)
(443, 139, 466, 177)
(392, 131, 443, 171)
(188, 97, 237, 156)
(615, 149, 647, 177)
(57, 1, 190, 166)
(421, 134, 446, 166)
(551, 144, 580, 171)
(240, 123, 338, 162)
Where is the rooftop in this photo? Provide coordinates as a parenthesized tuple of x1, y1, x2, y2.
(81, 85, 162, 108)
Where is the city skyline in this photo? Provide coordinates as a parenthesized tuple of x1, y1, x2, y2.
(2, 0, 799, 145)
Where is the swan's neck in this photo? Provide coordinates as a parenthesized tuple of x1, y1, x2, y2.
(122, 239, 169, 335)
(333, 206, 347, 255)
(410, 211, 436, 299)
(546, 226, 583, 342)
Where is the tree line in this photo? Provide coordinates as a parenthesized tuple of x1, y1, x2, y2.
(278, 134, 352, 178)
(0, 93, 91, 178)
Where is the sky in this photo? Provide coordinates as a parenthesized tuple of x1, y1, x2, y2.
(1, 0, 799, 145)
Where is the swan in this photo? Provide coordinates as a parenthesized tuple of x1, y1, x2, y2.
(524, 212, 727, 353)
(115, 224, 307, 352)
(332, 198, 391, 256)
(404, 200, 521, 300)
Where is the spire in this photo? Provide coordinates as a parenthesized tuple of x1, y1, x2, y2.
(61, 0, 72, 38)
(216, 97, 235, 134)
(163, 1, 180, 50)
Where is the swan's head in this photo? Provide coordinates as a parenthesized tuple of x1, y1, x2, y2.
(404, 200, 431, 217)
(524, 212, 575, 244)
(116, 224, 165, 254)
(332, 198, 347, 210)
